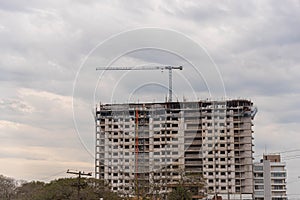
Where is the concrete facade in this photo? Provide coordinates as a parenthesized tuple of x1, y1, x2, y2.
(95, 99, 257, 199)
(254, 154, 287, 200)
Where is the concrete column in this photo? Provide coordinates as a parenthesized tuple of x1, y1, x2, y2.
(263, 160, 271, 200)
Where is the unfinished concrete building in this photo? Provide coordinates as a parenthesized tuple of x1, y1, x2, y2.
(95, 99, 257, 199)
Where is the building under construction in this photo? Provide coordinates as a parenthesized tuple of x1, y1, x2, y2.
(95, 99, 257, 199)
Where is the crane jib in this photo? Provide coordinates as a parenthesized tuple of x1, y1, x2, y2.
(96, 66, 182, 70)
(96, 65, 183, 102)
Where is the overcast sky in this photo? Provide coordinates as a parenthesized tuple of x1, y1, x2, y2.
(1, 0, 300, 197)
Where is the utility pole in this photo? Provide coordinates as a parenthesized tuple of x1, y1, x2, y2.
(67, 169, 92, 200)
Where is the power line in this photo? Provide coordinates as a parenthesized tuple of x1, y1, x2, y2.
(283, 155, 300, 161)
(41, 170, 66, 182)
(254, 149, 300, 158)
(279, 149, 300, 154)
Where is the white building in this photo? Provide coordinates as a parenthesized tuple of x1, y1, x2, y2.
(254, 154, 287, 200)
(95, 100, 257, 199)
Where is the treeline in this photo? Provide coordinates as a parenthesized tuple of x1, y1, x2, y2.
(0, 174, 120, 200)
(0, 173, 205, 200)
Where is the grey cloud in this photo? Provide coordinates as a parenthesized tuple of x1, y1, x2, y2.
(0, 0, 300, 194)
(0, 98, 34, 114)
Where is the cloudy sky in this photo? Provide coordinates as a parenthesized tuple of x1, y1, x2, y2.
(1, 0, 300, 197)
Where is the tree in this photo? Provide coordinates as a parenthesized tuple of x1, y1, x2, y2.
(0, 174, 16, 200)
(13, 177, 121, 200)
(85, 178, 121, 200)
(14, 181, 45, 200)
(167, 186, 192, 200)
(166, 169, 206, 200)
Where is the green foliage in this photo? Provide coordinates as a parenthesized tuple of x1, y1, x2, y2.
(0, 174, 17, 200)
(0, 174, 121, 200)
(167, 186, 192, 200)
(38, 178, 78, 200)
(14, 181, 45, 200)
(166, 170, 206, 200)
(0, 172, 205, 200)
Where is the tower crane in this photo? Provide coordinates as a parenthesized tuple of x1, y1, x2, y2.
(96, 65, 183, 102)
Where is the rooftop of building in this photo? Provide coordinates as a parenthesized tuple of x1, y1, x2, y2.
(96, 99, 255, 112)
(262, 154, 281, 163)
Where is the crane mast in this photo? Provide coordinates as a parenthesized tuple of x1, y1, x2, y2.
(96, 65, 183, 102)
